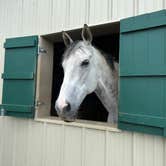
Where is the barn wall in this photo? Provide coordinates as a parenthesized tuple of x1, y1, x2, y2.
(0, 1, 166, 166)
(0, 117, 166, 166)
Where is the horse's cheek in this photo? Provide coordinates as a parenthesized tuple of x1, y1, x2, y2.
(88, 70, 98, 91)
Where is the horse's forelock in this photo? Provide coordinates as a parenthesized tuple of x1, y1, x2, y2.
(62, 41, 82, 61)
(62, 41, 115, 71)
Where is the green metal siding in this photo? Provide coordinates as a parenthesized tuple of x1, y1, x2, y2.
(119, 9, 166, 136)
(0, 36, 38, 118)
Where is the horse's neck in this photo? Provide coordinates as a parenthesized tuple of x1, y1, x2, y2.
(95, 65, 118, 113)
(93, 48, 118, 114)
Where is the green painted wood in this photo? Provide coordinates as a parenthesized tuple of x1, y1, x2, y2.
(6, 111, 34, 118)
(2, 72, 34, 79)
(163, 128, 166, 136)
(119, 10, 166, 136)
(0, 36, 38, 118)
(120, 26, 166, 76)
(118, 122, 164, 136)
(4, 36, 38, 48)
(119, 77, 166, 117)
(119, 112, 166, 128)
(1, 104, 34, 113)
(121, 9, 166, 33)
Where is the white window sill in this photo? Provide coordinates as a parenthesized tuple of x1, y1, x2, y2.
(35, 116, 121, 132)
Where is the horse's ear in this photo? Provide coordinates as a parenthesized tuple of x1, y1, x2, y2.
(81, 24, 92, 44)
(62, 31, 73, 47)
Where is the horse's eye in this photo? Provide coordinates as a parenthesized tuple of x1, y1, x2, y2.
(81, 59, 89, 67)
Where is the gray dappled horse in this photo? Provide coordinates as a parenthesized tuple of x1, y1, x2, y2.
(55, 24, 118, 124)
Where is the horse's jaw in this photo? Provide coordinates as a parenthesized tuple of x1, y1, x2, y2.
(94, 62, 118, 124)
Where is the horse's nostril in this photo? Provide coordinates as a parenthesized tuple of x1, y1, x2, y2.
(63, 101, 71, 112)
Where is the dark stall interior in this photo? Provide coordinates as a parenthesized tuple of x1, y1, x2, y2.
(50, 22, 120, 122)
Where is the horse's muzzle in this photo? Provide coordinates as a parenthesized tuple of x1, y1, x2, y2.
(55, 102, 77, 122)
(59, 112, 77, 122)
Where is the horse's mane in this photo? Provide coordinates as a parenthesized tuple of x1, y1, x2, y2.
(95, 47, 115, 70)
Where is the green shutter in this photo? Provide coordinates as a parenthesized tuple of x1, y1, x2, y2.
(0, 36, 38, 118)
(118, 9, 166, 136)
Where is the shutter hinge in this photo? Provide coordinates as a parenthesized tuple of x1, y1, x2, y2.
(35, 100, 44, 107)
(38, 47, 47, 55)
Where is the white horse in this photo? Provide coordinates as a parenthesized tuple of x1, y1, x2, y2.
(55, 24, 118, 124)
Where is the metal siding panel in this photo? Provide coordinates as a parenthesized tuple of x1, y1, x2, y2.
(0, 0, 22, 37)
(52, 0, 68, 32)
(165, 0, 166, 8)
(12, 118, 29, 166)
(6, 0, 22, 37)
(133, 133, 164, 166)
(0, 1, 4, 35)
(85, 129, 105, 166)
(153, 136, 164, 166)
(164, 138, 166, 166)
(89, 0, 108, 24)
(138, 0, 164, 14)
(1, 117, 15, 166)
(64, 126, 82, 166)
(0, 118, 4, 165)
(1, 118, 166, 166)
(26, 121, 44, 166)
(122, 132, 133, 166)
(4, 0, 11, 36)
(37, 0, 52, 34)
(144, 135, 155, 166)
(112, 0, 135, 20)
(69, 0, 87, 28)
(22, 0, 38, 35)
(81, 127, 86, 166)
(133, 133, 146, 166)
(108, 131, 133, 166)
(44, 124, 62, 166)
